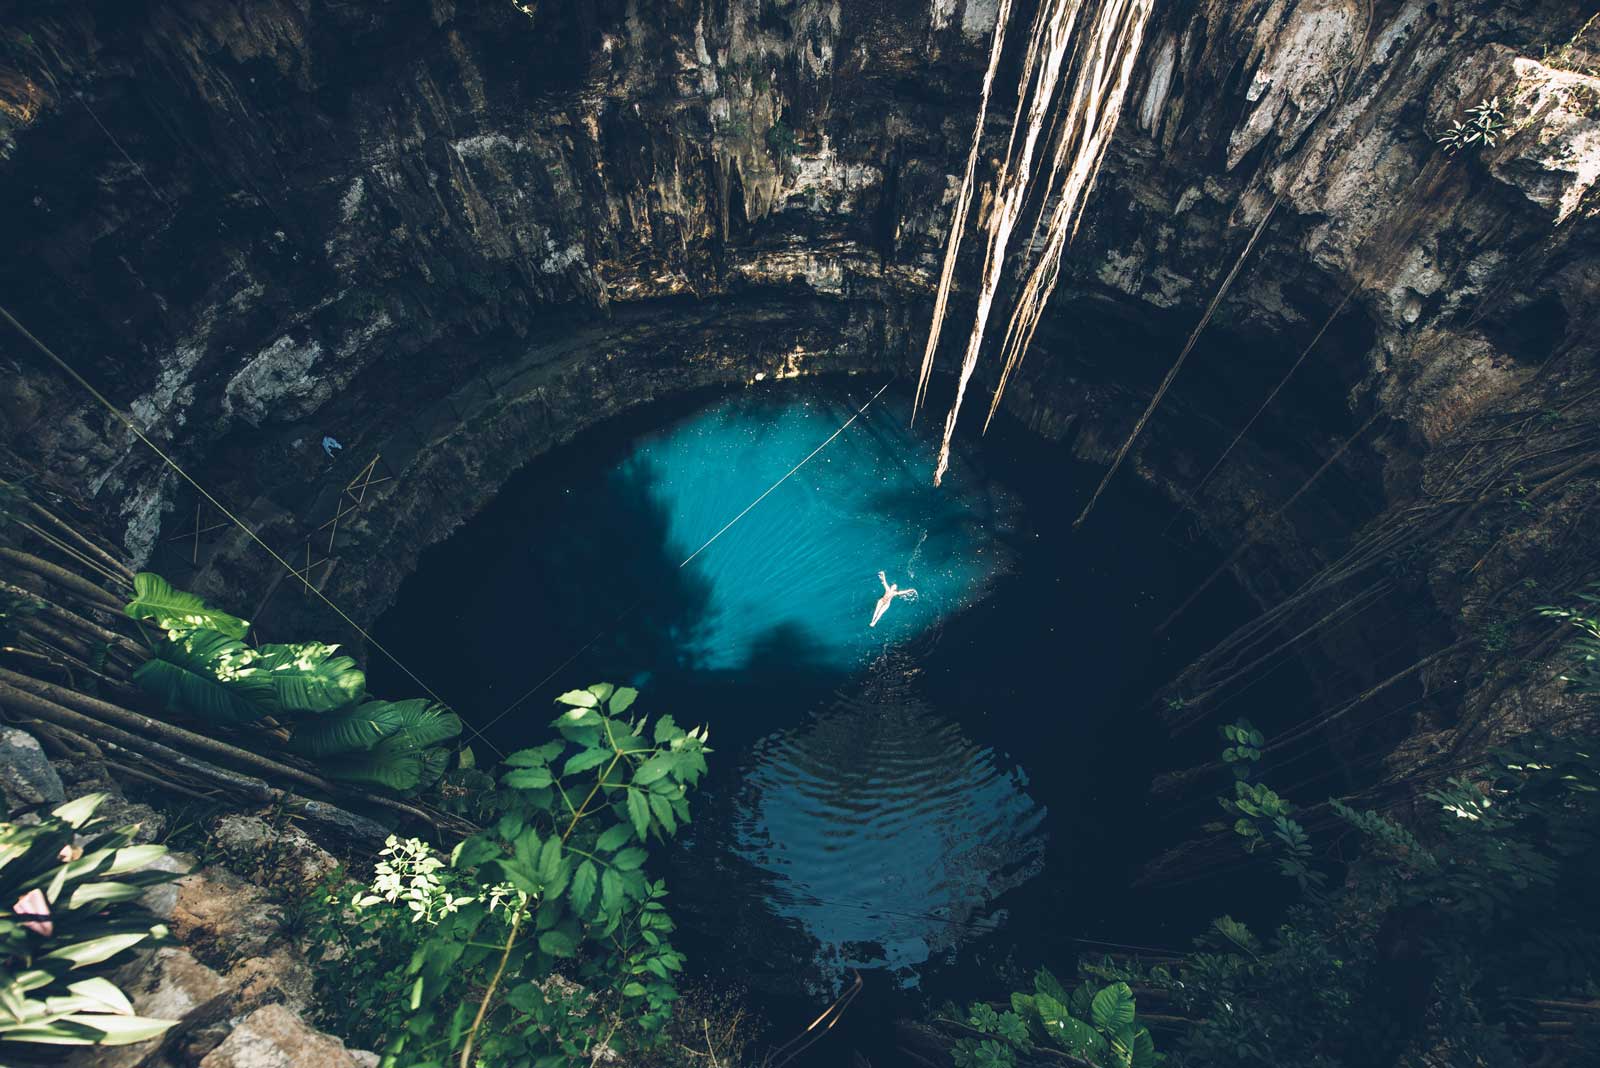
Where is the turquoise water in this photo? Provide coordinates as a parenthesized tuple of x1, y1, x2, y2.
(372, 376, 1268, 1051)
(588, 385, 1020, 673)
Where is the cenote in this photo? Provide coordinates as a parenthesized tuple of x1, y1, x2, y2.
(369, 375, 1307, 1058)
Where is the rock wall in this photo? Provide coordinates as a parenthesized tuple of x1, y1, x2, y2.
(1, 0, 1598, 751)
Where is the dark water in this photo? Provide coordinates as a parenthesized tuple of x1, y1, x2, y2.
(370, 377, 1279, 1061)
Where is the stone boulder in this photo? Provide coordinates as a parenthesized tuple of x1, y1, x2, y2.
(64, 949, 230, 1068)
(0, 726, 64, 811)
(198, 1003, 364, 1068)
(211, 813, 340, 890)
(167, 866, 283, 967)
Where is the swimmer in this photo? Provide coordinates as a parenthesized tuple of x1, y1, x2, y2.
(870, 570, 917, 627)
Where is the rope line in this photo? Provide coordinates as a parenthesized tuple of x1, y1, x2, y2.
(0, 304, 455, 713)
(464, 376, 900, 745)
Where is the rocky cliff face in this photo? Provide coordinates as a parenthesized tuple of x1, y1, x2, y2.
(2, 0, 1598, 757)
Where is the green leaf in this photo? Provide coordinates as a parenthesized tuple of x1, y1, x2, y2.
(634, 755, 673, 786)
(1130, 1026, 1157, 1068)
(600, 867, 624, 917)
(538, 930, 576, 958)
(124, 573, 249, 639)
(554, 690, 598, 708)
(503, 767, 554, 789)
(610, 687, 638, 715)
(290, 699, 458, 757)
(562, 748, 611, 777)
(254, 642, 365, 714)
(1090, 982, 1136, 1032)
(587, 683, 615, 702)
(132, 629, 273, 725)
(626, 790, 651, 841)
(611, 847, 647, 871)
(537, 837, 563, 884)
(571, 860, 598, 915)
(648, 793, 677, 835)
(505, 741, 565, 767)
(65, 977, 134, 1016)
(595, 824, 632, 852)
(50, 794, 106, 829)
(43, 932, 151, 969)
(1035, 967, 1069, 1005)
(321, 734, 440, 793)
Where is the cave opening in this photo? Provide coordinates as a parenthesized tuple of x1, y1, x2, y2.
(368, 373, 1318, 1057)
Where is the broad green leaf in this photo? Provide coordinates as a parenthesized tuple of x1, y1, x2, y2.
(554, 690, 598, 708)
(503, 767, 554, 789)
(595, 824, 632, 852)
(321, 734, 435, 792)
(571, 860, 598, 914)
(505, 742, 565, 767)
(291, 700, 457, 757)
(65, 977, 133, 1015)
(633, 755, 673, 786)
(42, 932, 150, 969)
(125, 573, 248, 639)
(1035, 967, 1069, 1005)
(562, 748, 611, 777)
(1130, 1026, 1157, 1068)
(1052, 1013, 1107, 1057)
(610, 687, 638, 715)
(626, 790, 651, 841)
(537, 930, 576, 958)
(133, 629, 273, 725)
(586, 683, 615, 702)
(50, 794, 106, 829)
(600, 867, 623, 917)
(1091, 982, 1136, 1032)
(537, 837, 562, 884)
(255, 642, 365, 714)
(648, 793, 677, 835)
(612, 848, 647, 871)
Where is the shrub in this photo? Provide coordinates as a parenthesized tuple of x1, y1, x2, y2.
(302, 683, 709, 1068)
(123, 573, 462, 794)
(0, 794, 180, 1049)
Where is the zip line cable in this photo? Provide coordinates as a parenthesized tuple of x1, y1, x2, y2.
(0, 304, 455, 714)
(464, 376, 900, 746)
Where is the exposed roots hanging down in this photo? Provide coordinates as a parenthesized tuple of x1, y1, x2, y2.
(1137, 350, 1600, 887)
(915, 0, 1155, 485)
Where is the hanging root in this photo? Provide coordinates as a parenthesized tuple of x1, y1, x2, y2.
(917, 0, 1155, 486)
(912, 0, 1016, 418)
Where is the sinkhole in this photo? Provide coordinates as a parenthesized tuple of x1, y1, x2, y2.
(368, 375, 1309, 1045)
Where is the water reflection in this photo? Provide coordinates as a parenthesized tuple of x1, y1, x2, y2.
(730, 657, 1047, 987)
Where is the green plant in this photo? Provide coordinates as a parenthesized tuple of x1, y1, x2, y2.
(0, 794, 180, 1049)
(1220, 719, 1263, 779)
(124, 573, 460, 794)
(1539, 583, 1600, 694)
(1115, 726, 1600, 1067)
(949, 969, 1161, 1068)
(304, 684, 709, 1068)
(1438, 96, 1509, 155)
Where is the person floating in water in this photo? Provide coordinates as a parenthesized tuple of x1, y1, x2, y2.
(870, 571, 917, 628)
(322, 435, 343, 459)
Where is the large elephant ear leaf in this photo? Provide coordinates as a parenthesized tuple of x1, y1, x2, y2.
(386, 701, 463, 750)
(1090, 982, 1137, 1033)
(319, 734, 429, 793)
(125, 573, 249, 639)
(131, 629, 273, 725)
(256, 642, 366, 714)
(288, 699, 459, 757)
